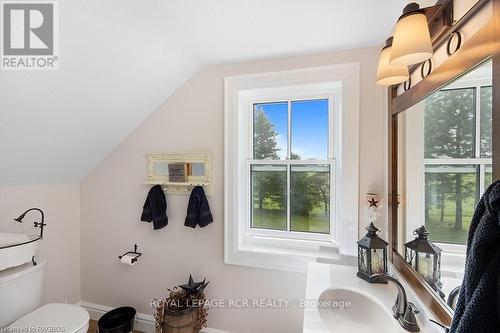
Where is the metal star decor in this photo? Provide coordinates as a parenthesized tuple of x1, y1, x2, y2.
(198, 279, 210, 294)
(179, 275, 209, 295)
(368, 197, 379, 208)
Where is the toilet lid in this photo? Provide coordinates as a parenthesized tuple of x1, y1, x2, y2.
(9, 303, 90, 333)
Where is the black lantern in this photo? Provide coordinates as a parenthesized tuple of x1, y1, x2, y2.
(357, 222, 388, 283)
(404, 226, 442, 291)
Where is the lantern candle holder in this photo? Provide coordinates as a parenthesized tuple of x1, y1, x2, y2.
(404, 226, 443, 293)
(357, 222, 388, 283)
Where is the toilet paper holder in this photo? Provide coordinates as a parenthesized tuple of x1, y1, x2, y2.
(119, 244, 142, 264)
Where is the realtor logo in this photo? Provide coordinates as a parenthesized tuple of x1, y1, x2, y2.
(1, 1, 59, 70)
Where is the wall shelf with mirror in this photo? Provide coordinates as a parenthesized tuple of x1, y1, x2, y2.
(387, 0, 500, 328)
(145, 152, 212, 195)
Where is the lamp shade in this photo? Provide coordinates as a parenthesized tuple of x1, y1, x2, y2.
(376, 38, 409, 86)
(390, 3, 433, 66)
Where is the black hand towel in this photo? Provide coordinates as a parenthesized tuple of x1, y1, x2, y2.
(141, 185, 168, 230)
(450, 180, 500, 333)
(185, 186, 213, 228)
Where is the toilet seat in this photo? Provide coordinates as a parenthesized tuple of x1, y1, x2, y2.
(8, 303, 90, 333)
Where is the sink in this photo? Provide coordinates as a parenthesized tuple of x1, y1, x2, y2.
(305, 263, 439, 333)
(318, 288, 404, 333)
(0, 232, 40, 270)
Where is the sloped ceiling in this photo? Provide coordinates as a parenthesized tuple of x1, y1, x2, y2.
(0, 0, 405, 185)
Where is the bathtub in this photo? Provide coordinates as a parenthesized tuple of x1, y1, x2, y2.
(0, 232, 40, 271)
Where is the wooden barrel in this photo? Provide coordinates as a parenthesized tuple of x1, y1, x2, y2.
(162, 307, 198, 333)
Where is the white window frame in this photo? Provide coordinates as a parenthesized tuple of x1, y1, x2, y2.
(224, 64, 360, 272)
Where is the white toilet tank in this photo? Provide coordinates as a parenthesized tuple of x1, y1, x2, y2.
(0, 260, 45, 326)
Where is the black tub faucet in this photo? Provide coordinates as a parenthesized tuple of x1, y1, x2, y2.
(14, 208, 46, 238)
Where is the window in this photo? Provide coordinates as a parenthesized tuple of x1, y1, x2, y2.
(250, 99, 332, 237)
(423, 85, 493, 245)
(224, 64, 360, 272)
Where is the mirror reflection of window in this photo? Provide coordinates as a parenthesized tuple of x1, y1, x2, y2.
(423, 64, 492, 245)
(480, 86, 492, 158)
(424, 165, 478, 244)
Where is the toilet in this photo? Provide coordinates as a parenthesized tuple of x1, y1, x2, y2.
(0, 260, 89, 333)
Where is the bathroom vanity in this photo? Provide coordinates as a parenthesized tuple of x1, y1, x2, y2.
(304, 263, 442, 333)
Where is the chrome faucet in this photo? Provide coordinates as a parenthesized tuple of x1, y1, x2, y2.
(372, 274, 420, 332)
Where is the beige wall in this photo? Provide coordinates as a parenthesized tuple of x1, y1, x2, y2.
(0, 184, 81, 304)
(80, 46, 386, 333)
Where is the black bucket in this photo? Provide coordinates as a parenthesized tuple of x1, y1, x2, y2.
(98, 306, 136, 333)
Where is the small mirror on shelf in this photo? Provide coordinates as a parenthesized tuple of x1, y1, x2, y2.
(146, 152, 212, 195)
(188, 163, 205, 177)
(153, 161, 169, 179)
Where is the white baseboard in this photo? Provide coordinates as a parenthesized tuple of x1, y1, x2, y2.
(79, 301, 229, 333)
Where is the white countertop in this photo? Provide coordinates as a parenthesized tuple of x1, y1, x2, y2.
(303, 262, 444, 333)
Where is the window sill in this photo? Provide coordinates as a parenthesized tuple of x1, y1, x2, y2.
(225, 234, 344, 273)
